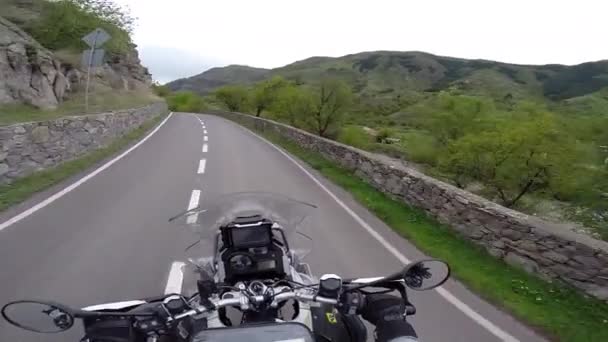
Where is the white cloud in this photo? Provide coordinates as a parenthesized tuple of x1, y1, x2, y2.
(115, 0, 608, 82)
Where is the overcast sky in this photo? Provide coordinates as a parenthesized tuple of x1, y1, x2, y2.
(114, 0, 607, 84)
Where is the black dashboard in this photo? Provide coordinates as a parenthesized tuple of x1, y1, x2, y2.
(219, 216, 287, 283)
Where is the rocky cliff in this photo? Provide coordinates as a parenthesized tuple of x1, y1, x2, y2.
(0, 15, 152, 110)
(0, 16, 69, 109)
(104, 48, 152, 91)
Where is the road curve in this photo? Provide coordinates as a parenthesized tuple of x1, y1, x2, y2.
(0, 113, 546, 341)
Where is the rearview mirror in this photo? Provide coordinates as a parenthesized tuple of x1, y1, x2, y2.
(402, 259, 450, 291)
(1, 300, 75, 333)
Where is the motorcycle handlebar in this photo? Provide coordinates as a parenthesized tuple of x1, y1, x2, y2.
(169, 290, 337, 322)
(274, 292, 338, 305)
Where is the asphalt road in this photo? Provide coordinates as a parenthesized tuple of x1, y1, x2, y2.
(0, 113, 546, 341)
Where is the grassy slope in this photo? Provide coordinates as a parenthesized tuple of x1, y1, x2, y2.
(230, 118, 608, 342)
(0, 112, 167, 211)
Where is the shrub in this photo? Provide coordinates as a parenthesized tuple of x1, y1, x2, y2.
(402, 132, 440, 165)
(167, 92, 208, 112)
(337, 126, 371, 149)
(151, 83, 171, 97)
(375, 127, 394, 143)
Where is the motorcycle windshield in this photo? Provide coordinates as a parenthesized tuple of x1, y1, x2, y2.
(169, 192, 316, 259)
(191, 322, 315, 342)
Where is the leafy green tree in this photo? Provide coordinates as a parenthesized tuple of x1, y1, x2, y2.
(26, 0, 134, 53)
(272, 85, 314, 127)
(438, 113, 580, 207)
(77, 0, 135, 33)
(425, 93, 496, 146)
(252, 76, 287, 117)
(311, 79, 352, 137)
(215, 85, 250, 112)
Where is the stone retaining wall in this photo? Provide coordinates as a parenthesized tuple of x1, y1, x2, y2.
(214, 110, 608, 300)
(0, 102, 167, 184)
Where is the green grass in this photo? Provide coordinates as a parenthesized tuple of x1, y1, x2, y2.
(2, 0, 133, 54)
(232, 119, 608, 342)
(0, 113, 167, 212)
(0, 90, 163, 126)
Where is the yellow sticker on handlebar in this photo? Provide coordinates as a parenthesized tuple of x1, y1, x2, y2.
(326, 312, 337, 324)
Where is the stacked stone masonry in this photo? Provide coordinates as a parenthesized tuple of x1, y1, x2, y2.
(0, 102, 167, 184)
(213, 110, 608, 301)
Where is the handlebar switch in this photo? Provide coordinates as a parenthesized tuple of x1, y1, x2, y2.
(163, 296, 187, 316)
(339, 291, 364, 315)
(319, 274, 342, 299)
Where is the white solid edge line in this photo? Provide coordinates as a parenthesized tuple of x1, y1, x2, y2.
(0, 113, 174, 232)
(197, 159, 207, 174)
(186, 189, 201, 224)
(164, 261, 186, 295)
(204, 136, 208, 142)
(202, 144, 208, 153)
(238, 124, 519, 342)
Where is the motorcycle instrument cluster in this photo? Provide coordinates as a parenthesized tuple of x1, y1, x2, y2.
(220, 215, 286, 283)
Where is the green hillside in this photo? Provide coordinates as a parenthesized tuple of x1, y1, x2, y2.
(167, 65, 269, 94)
(167, 51, 608, 106)
(165, 50, 608, 241)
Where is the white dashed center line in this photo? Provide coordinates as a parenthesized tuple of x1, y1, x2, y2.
(203, 130, 208, 134)
(186, 190, 201, 224)
(204, 136, 208, 142)
(197, 159, 207, 174)
(202, 143, 208, 153)
(164, 261, 185, 294)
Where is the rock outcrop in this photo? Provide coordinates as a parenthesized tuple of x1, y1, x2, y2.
(105, 48, 152, 91)
(0, 17, 69, 109)
(0, 14, 152, 110)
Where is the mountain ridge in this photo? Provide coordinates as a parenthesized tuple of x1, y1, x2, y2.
(167, 64, 269, 94)
(166, 51, 608, 105)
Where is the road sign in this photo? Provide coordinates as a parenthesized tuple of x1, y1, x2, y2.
(81, 48, 105, 68)
(82, 28, 111, 48)
(81, 28, 111, 113)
